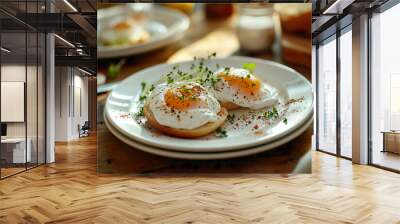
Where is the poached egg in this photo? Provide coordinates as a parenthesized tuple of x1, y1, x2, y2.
(147, 82, 222, 130)
(210, 67, 278, 110)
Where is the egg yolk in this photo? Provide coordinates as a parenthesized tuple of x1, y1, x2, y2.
(219, 73, 261, 96)
(113, 21, 131, 31)
(164, 85, 207, 111)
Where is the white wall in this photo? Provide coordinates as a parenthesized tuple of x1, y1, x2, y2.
(55, 66, 70, 141)
(1, 64, 46, 164)
(1, 65, 33, 138)
(72, 73, 89, 138)
(54, 67, 89, 141)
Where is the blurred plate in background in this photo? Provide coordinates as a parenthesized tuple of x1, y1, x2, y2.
(98, 4, 190, 59)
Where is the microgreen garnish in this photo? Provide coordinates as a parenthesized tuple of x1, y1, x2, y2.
(243, 62, 256, 73)
(139, 95, 147, 102)
(167, 76, 174, 84)
(208, 52, 217, 59)
(141, 81, 146, 90)
(227, 114, 236, 124)
(108, 59, 126, 78)
(209, 75, 221, 87)
(283, 117, 288, 124)
(175, 90, 185, 101)
(162, 52, 221, 88)
(180, 87, 190, 93)
(263, 107, 279, 120)
(138, 82, 154, 103)
(135, 107, 144, 117)
(215, 127, 228, 138)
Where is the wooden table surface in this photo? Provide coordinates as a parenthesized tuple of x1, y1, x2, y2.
(97, 11, 312, 174)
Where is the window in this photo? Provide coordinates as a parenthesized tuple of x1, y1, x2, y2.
(0, 2, 46, 179)
(317, 36, 337, 154)
(339, 28, 352, 158)
(370, 2, 400, 171)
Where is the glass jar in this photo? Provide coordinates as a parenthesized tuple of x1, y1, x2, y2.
(235, 4, 276, 52)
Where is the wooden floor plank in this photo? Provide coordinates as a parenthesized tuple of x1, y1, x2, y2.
(0, 134, 400, 223)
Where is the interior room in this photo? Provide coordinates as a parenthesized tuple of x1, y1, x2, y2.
(0, 0, 96, 179)
(54, 66, 93, 141)
(0, 3, 47, 178)
(312, 0, 400, 172)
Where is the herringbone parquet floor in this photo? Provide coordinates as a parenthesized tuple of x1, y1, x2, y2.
(1, 134, 400, 224)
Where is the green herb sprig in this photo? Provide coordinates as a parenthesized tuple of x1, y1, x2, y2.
(215, 127, 228, 138)
(138, 82, 154, 103)
(263, 107, 279, 120)
(242, 62, 256, 73)
(227, 114, 236, 124)
(162, 52, 220, 87)
(108, 59, 126, 78)
(135, 107, 144, 117)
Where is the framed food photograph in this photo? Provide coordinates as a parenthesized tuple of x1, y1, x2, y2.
(97, 2, 313, 174)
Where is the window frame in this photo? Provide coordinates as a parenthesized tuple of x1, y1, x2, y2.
(314, 23, 353, 161)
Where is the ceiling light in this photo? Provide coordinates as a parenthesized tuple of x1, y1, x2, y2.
(54, 34, 75, 48)
(63, 0, 78, 12)
(78, 67, 93, 76)
(323, 0, 354, 15)
(1, 47, 11, 53)
(76, 48, 86, 55)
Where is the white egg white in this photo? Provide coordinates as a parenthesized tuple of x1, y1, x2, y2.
(211, 67, 278, 110)
(100, 19, 149, 46)
(148, 82, 221, 130)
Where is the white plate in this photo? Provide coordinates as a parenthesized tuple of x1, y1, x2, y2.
(98, 4, 190, 59)
(105, 56, 313, 152)
(104, 114, 312, 160)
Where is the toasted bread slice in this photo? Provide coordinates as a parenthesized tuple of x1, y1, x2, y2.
(144, 103, 228, 139)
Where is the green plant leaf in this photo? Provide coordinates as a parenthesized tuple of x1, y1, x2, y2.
(242, 62, 256, 73)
